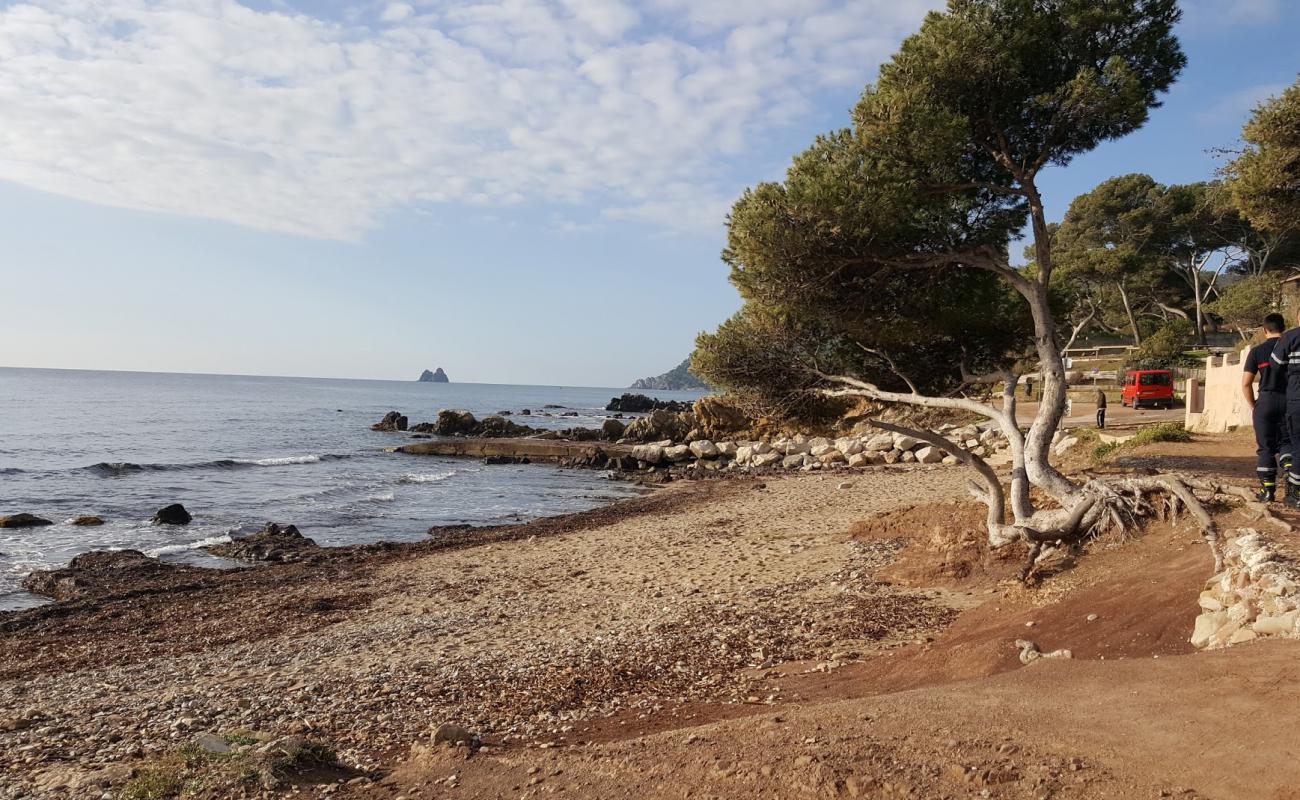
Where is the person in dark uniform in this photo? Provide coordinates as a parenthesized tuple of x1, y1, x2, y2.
(1249, 313, 1292, 501)
(1095, 387, 1107, 429)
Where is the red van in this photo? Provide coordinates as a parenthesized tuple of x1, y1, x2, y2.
(1121, 369, 1175, 409)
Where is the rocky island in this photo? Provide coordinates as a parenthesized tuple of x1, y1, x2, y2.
(418, 368, 450, 383)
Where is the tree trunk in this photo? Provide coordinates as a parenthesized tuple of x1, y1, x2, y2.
(1192, 258, 1207, 348)
(1116, 282, 1142, 346)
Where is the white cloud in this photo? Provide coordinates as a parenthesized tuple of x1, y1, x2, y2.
(1183, 0, 1281, 28)
(0, 0, 940, 240)
(1195, 82, 1288, 125)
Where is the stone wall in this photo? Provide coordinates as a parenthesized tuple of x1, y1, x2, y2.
(1185, 347, 1252, 434)
(1191, 528, 1300, 649)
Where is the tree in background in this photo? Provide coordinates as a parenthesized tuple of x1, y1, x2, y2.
(1054, 174, 1176, 345)
(696, 0, 1227, 571)
(1225, 78, 1300, 237)
(1207, 274, 1285, 341)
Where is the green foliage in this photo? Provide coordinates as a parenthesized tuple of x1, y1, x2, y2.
(1126, 319, 1194, 368)
(1129, 421, 1193, 446)
(631, 358, 710, 391)
(708, 0, 1184, 419)
(1225, 78, 1300, 234)
(121, 766, 186, 800)
(1207, 274, 1284, 333)
(1091, 421, 1190, 463)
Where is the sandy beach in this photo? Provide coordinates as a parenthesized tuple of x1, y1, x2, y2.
(5, 432, 1300, 799)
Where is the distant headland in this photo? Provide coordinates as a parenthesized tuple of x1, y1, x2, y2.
(418, 368, 450, 383)
(629, 357, 709, 391)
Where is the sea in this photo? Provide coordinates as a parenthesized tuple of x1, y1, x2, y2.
(0, 368, 702, 610)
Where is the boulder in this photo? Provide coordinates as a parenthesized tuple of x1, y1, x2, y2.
(847, 453, 869, 468)
(601, 419, 626, 440)
(205, 523, 320, 563)
(883, 450, 901, 464)
(1054, 436, 1080, 456)
(864, 433, 895, 452)
(807, 437, 832, 450)
(809, 444, 836, 457)
(0, 513, 53, 529)
(435, 409, 478, 436)
(735, 445, 755, 464)
(71, 516, 105, 526)
(901, 451, 917, 463)
(371, 411, 408, 432)
(818, 450, 847, 465)
(750, 441, 773, 456)
(893, 435, 921, 451)
(631, 444, 667, 465)
(942, 455, 960, 465)
(664, 445, 692, 462)
(835, 437, 863, 457)
(752, 452, 783, 468)
(689, 440, 721, 459)
(717, 442, 738, 457)
(782, 454, 805, 469)
(152, 504, 192, 525)
(915, 446, 944, 464)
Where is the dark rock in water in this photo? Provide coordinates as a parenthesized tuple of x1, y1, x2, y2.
(602, 419, 626, 441)
(22, 549, 205, 601)
(427, 523, 476, 536)
(520, 409, 532, 416)
(435, 409, 479, 436)
(152, 504, 192, 525)
(483, 455, 531, 465)
(497, 410, 512, 416)
(561, 411, 579, 417)
(71, 516, 105, 526)
(604, 393, 690, 413)
(418, 368, 450, 383)
(372, 411, 409, 432)
(544, 404, 565, 409)
(409, 422, 436, 433)
(205, 523, 319, 563)
(410, 433, 432, 439)
(434, 410, 538, 438)
(0, 513, 53, 529)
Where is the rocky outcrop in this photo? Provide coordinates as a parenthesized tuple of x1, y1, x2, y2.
(691, 396, 750, 440)
(21, 550, 204, 601)
(629, 358, 710, 391)
(605, 394, 692, 413)
(372, 411, 409, 432)
(71, 516, 105, 526)
(623, 409, 696, 443)
(418, 368, 450, 383)
(205, 523, 320, 563)
(0, 513, 53, 529)
(152, 504, 192, 525)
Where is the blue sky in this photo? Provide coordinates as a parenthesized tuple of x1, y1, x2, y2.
(1, 0, 1297, 386)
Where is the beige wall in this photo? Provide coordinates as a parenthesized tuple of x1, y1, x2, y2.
(1186, 347, 1253, 433)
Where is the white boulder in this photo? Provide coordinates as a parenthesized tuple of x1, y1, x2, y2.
(915, 446, 944, 464)
(689, 440, 721, 459)
(631, 444, 666, 465)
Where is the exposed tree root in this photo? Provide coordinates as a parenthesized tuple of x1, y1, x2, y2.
(1016, 474, 1227, 584)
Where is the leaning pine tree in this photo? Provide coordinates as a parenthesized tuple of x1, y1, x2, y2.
(697, 0, 1249, 577)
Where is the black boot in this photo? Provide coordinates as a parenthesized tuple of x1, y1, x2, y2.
(1258, 480, 1278, 503)
(1285, 484, 1300, 509)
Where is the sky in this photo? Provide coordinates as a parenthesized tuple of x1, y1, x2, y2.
(1, 0, 1297, 386)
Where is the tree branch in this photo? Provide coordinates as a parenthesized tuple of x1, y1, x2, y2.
(854, 342, 918, 394)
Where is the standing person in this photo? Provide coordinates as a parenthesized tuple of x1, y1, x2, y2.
(1095, 387, 1108, 429)
(1252, 313, 1294, 502)
(1024, 375, 1034, 399)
